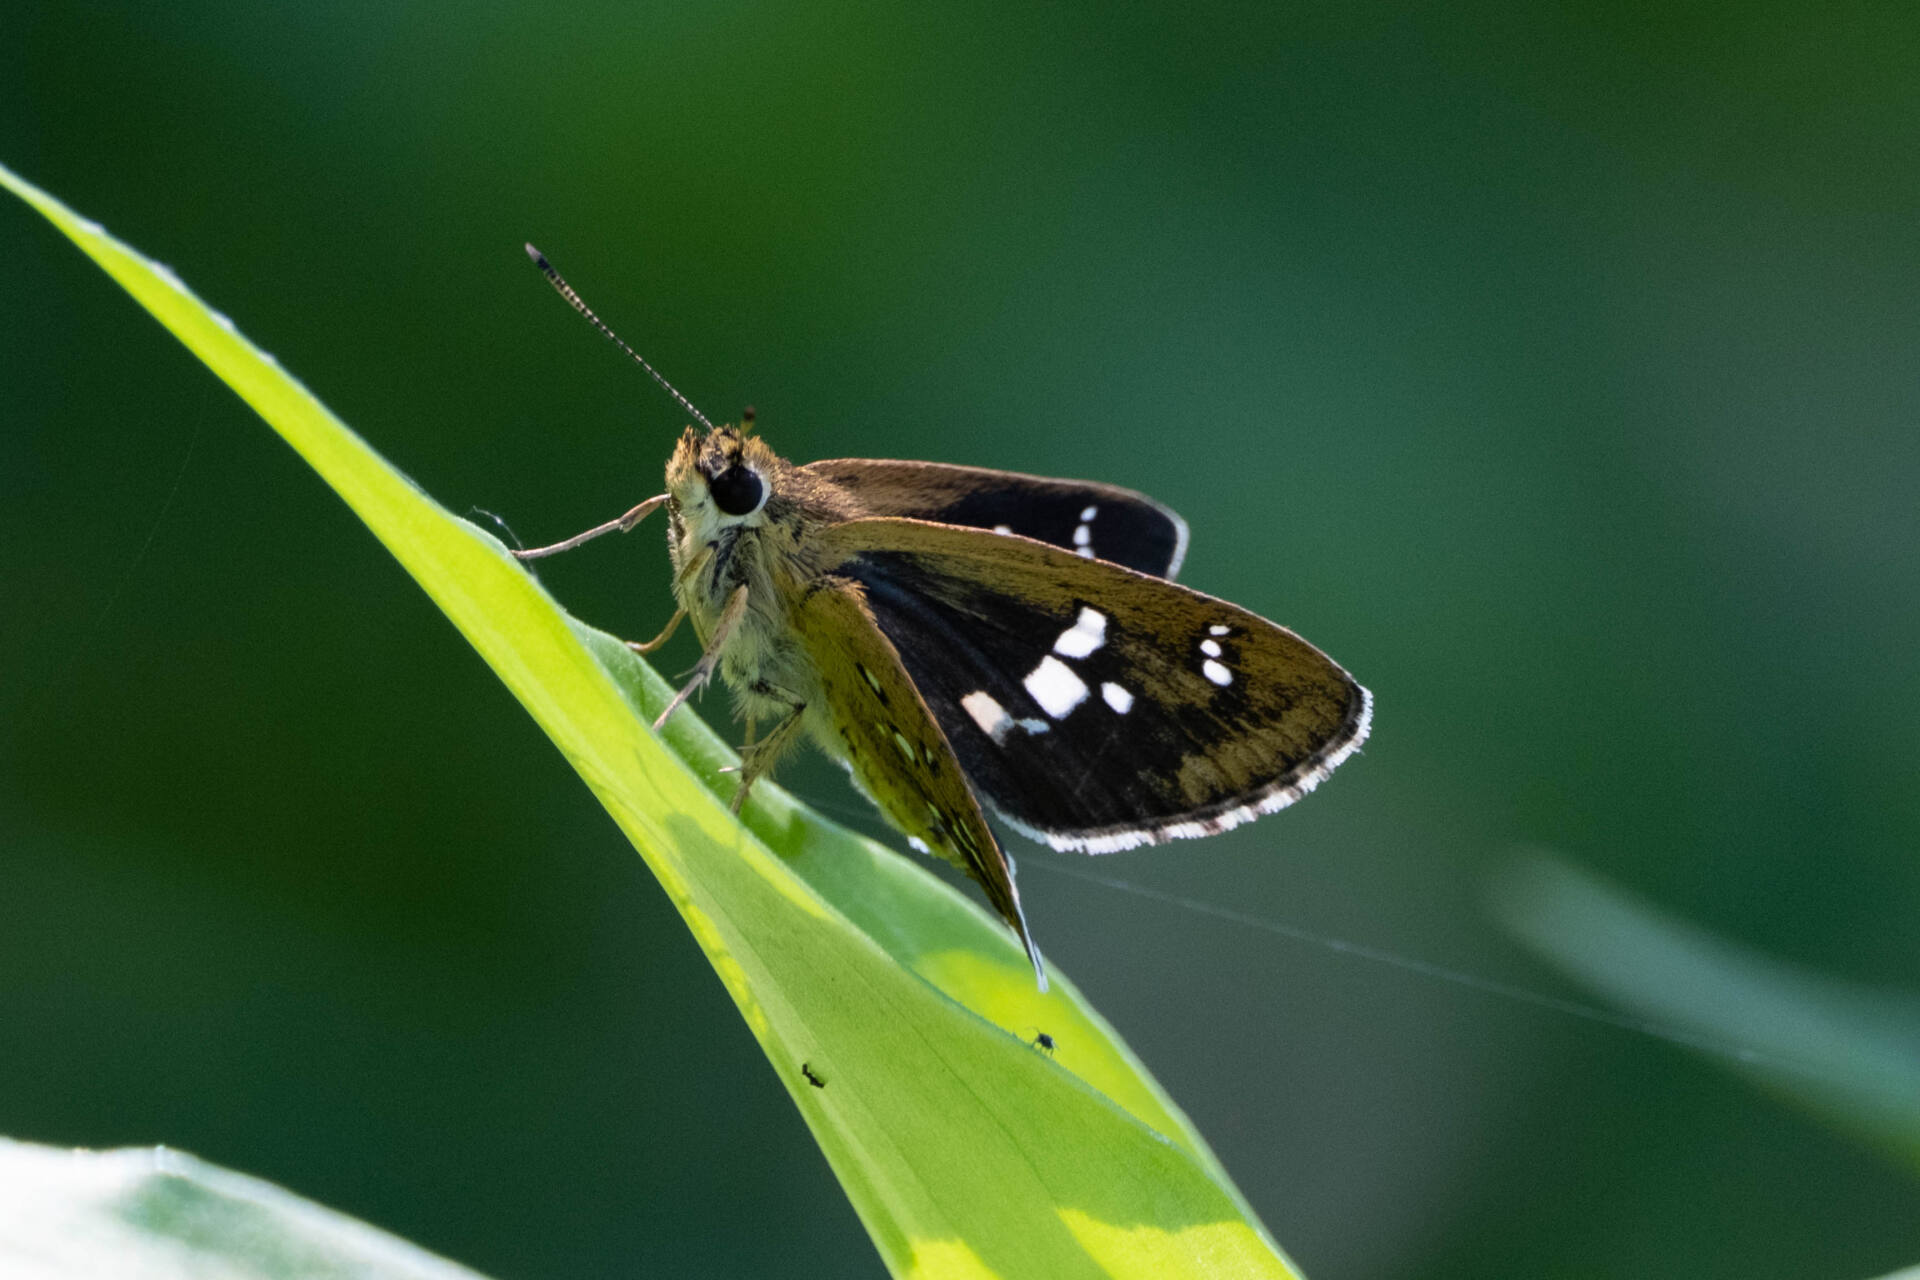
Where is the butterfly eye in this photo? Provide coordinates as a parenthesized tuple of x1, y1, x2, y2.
(709, 464, 766, 517)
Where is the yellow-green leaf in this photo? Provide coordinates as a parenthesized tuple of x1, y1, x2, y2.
(3, 161, 1300, 1280)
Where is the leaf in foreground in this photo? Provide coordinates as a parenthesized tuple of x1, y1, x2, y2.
(0, 1139, 490, 1280)
(2, 162, 1300, 1279)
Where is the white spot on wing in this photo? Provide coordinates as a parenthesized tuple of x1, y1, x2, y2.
(1101, 682, 1134, 713)
(992, 524, 1013, 535)
(1052, 607, 1107, 658)
(1202, 659, 1232, 686)
(1071, 505, 1098, 558)
(965, 690, 1051, 743)
(1199, 638, 1222, 657)
(962, 690, 1013, 742)
(1024, 656, 1089, 718)
(1209, 624, 1231, 636)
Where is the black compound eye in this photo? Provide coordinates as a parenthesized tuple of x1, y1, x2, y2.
(709, 464, 765, 517)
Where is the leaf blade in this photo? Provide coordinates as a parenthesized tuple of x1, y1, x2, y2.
(3, 161, 1300, 1280)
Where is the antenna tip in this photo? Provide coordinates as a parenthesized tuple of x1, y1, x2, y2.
(524, 243, 548, 267)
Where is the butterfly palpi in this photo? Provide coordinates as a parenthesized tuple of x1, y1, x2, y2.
(514, 247, 1372, 991)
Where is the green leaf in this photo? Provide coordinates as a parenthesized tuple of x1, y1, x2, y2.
(1495, 851, 1920, 1176)
(3, 162, 1300, 1279)
(0, 1138, 494, 1280)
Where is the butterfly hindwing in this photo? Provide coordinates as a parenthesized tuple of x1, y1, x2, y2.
(801, 458, 1189, 578)
(816, 518, 1371, 853)
(791, 575, 1044, 980)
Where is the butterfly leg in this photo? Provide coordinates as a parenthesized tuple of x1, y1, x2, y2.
(627, 607, 686, 655)
(512, 493, 668, 561)
(731, 695, 807, 814)
(652, 584, 749, 732)
(717, 712, 756, 775)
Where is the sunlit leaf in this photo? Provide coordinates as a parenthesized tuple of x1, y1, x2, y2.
(2, 161, 1299, 1280)
(0, 1139, 492, 1280)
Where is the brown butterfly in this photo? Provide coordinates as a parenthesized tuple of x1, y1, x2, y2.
(515, 247, 1371, 989)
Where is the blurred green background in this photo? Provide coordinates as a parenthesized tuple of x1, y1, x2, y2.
(5, 2, 1918, 1276)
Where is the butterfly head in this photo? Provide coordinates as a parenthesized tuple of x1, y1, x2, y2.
(665, 423, 784, 541)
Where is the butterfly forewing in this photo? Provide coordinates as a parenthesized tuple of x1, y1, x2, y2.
(802, 459, 1189, 578)
(791, 575, 1045, 979)
(818, 518, 1371, 853)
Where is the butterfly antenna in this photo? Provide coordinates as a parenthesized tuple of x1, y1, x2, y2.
(524, 244, 714, 431)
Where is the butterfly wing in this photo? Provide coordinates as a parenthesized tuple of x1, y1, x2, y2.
(817, 518, 1371, 853)
(791, 574, 1047, 986)
(801, 458, 1189, 578)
